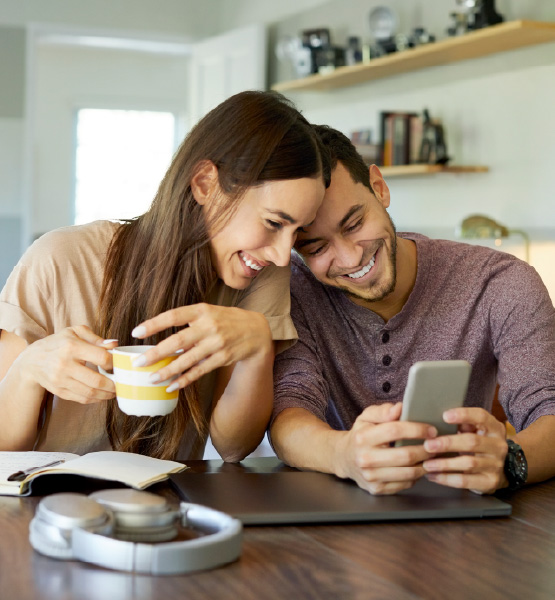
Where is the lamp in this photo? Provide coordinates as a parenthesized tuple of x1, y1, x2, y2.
(457, 214, 530, 263)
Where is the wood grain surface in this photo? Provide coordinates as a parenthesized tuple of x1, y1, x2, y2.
(1, 460, 554, 600)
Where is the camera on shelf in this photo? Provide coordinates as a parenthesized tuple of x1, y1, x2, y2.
(301, 28, 345, 74)
(447, 0, 504, 36)
(368, 6, 435, 58)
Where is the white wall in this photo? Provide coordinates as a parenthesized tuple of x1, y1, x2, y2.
(0, 118, 22, 217)
(271, 0, 555, 301)
(0, 0, 223, 38)
(31, 43, 190, 236)
(217, 0, 331, 30)
(0, 23, 25, 284)
(0, 0, 332, 38)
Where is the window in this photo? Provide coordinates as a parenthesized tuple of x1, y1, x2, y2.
(74, 109, 176, 225)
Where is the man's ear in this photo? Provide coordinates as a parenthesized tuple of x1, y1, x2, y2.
(368, 164, 391, 209)
(191, 160, 219, 205)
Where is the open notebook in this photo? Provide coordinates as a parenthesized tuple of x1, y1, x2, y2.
(170, 458, 511, 525)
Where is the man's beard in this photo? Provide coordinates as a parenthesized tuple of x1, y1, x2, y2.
(334, 217, 398, 305)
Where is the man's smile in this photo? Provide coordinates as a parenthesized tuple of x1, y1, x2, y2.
(345, 253, 376, 279)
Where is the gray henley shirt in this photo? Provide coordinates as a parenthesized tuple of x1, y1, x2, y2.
(273, 233, 555, 433)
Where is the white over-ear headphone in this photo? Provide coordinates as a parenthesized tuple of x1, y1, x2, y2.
(29, 489, 242, 575)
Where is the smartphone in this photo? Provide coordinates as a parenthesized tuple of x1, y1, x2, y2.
(395, 360, 472, 447)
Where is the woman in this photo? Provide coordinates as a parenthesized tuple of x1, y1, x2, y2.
(0, 91, 328, 461)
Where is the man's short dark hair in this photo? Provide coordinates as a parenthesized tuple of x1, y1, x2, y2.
(312, 124, 374, 193)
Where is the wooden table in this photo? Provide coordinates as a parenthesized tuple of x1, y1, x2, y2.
(1, 459, 555, 600)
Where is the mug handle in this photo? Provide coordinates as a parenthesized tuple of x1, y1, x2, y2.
(98, 366, 115, 381)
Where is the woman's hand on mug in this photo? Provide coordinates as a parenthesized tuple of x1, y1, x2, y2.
(18, 326, 118, 403)
(131, 303, 273, 389)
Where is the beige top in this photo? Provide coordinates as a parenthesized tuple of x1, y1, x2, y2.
(0, 220, 297, 458)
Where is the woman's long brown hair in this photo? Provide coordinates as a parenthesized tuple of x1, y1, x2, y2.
(97, 91, 329, 460)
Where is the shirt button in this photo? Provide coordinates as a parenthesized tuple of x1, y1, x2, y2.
(382, 355, 392, 366)
(382, 381, 391, 393)
(382, 332, 390, 343)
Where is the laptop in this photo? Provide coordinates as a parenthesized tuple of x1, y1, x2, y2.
(170, 458, 512, 525)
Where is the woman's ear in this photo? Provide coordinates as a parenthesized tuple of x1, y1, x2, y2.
(191, 160, 219, 205)
(368, 164, 391, 209)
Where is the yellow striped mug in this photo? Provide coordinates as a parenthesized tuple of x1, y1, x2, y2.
(99, 346, 179, 416)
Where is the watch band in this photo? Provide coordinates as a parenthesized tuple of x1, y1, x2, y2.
(504, 439, 528, 491)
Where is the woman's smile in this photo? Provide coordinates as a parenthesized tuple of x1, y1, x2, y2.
(239, 251, 266, 276)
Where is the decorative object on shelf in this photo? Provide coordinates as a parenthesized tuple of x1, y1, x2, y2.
(300, 28, 345, 75)
(275, 35, 312, 79)
(300, 31, 324, 76)
(407, 27, 436, 48)
(350, 129, 373, 145)
(368, 7, 436, 58)
(301, 28, 331, 50)
(419, 109, 450, 165)
(368, 5, 397, 41)
(315, 46, 345, 75)
(345, 36, 363, 66)
(379, 111, 424, 167)
(457, 214, 530, 262)
(351, 129, 379, 164)
(272, 21, 555, 93)
(448, 0, 504, 37)
(379, 111, 422, 167)
(368, 5, 399, 56)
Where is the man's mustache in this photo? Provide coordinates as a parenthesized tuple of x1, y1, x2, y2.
(328, 242, 382, 278)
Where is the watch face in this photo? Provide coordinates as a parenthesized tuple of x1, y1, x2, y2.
(368, 6, 398, 41)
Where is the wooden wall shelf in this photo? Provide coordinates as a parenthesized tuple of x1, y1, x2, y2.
(380, 165, 489, 178)
(272, 20, 555, 93)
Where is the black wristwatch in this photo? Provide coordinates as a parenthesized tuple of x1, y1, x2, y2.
(504, 439, 528, 490)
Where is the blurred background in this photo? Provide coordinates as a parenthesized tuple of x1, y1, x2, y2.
(1, 0, 554, 457)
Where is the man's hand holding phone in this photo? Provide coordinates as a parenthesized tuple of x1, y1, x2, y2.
(422, 407, 508, 494)
(392, 360, 508, 494)
(335, 402, 438, 496)
(339, 360, 508, 495)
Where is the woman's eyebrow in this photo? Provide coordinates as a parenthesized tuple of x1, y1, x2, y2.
(266, 209, 296, 224)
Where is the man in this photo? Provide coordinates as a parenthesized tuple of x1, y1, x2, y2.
(270, 125, 555, 495)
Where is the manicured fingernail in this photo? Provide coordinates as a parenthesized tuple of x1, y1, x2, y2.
(133, 355, 147, 367)
(424, 439, 440, 451)
(131, 326, 147, 338)
(101, 339, 118, 346)
(166, 382, 179, 393)
(428, 427, 437, 438)
(148, 373, 161, 383)
(443, 410, 456, 422)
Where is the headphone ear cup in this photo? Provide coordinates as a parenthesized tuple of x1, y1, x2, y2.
(29, 515, 75, 559)
(89, 489, 179, 542)
(29, 493, 113, 560)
